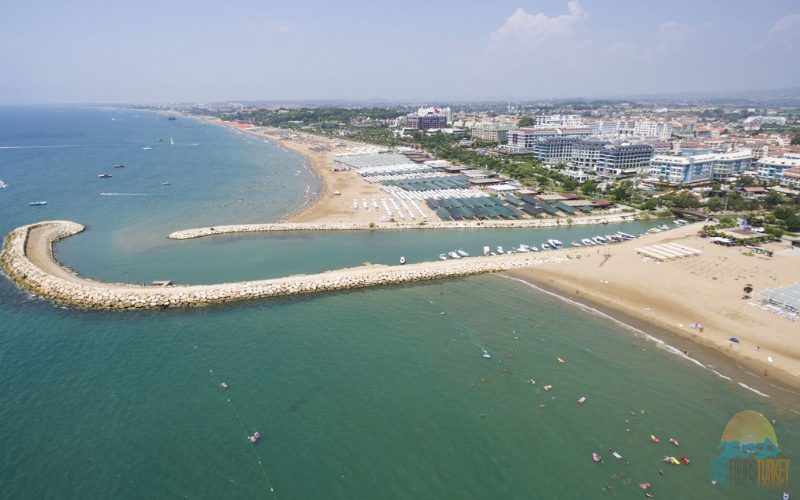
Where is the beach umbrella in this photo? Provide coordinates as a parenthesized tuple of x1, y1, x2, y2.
(729, 338, 740, 343)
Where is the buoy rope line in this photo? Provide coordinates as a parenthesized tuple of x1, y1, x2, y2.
(184, 330, 279, 500)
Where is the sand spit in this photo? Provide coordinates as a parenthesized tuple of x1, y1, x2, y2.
(2, 221, 571, 310)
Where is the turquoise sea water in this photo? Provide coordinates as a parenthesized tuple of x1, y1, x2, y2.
(1, 107, 797, 499)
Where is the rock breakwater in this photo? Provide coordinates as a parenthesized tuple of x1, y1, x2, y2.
(168, 214, 635, 239)
(3, 221, 571, 310)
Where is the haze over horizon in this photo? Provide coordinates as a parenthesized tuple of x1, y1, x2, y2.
(1, 0, 799, 105)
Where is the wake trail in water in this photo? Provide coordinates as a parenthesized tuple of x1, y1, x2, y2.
(0, 145, 85, 150)
(499, 275, 771, 398)
(100, 193, 148, 196)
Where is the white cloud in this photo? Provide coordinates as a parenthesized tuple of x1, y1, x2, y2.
(487, 1, 589, 51)
(771, 13, 800, 34)
(750, 13, 800, 53)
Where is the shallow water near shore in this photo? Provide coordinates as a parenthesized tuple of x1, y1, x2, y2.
(1, 107, 797, 498)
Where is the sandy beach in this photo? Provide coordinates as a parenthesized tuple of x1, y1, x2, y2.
(504, 223, 800, 402)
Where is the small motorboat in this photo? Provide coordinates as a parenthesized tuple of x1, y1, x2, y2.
(143, 147, 152, 150)
(670, 457, 681, 465)
(448, 251, 461, 259)
(483, 246, 490, 256)
(529, 245, 538, 252)
(98, 173, 112, 178)
(639, 483, 650, 490)
(438, 253, 447, 261)
(581, 238, 594, 246)
(571, 241, 581, 247)
(249, 432, 260, 443)
(543, 385, 552, 391)
(541, 243, 550, 251)
(651, 435, 660, 443)
(617, 231, 635, 240)
(457, 249, 469, 257)
(657, 224, 670, 230)
(113, 164, 124, 168)
(578, 397, 586, 404)
(669, 438, 680, 447)
(482, 351, 491, 359)
(162, 182, 171, 185)
(518, 244, 530, 253)
(592, 453, 601, 462)
(547, 239, 563, 249)
(29, 201, 47, 206)
(680, 456, 690, 465)
(496, 246, 504, 254)
(613, 452, 622, 460)
(594, 236, 608, 245)
(399, 256, 406, 265)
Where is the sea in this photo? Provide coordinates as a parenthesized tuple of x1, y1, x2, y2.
(0, 106, 796, 499)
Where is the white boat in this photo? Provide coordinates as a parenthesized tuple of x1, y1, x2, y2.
(647, 228, 662, 233)
(0, 180, 8, 189)
(497, 246, 504, 254)
(399, 256, 406, 265)
(547, 239, 563, 249)
(170, 138, 174, 145)
(98, 174, 112, 178)
(529, 245, 538, 252)
(605, 235, 619, 243)
(541, 243, 550, 250)
(482, 350, 491, 359)
(673, 220, 684, 226)
(162, 182, 170, 185)
(581, 238, 594, 246)
(29, 201, 47, 206)
(448, 251, 461, 259)
(517, 245, 530, 253)
(617, 231, 635, 240)
(439, 253, 447, 260)
(593, 236, 607, 245)
(571, 240, 581, 247)
(483, 246, 490, 256)
(657, 224, 670, 230)
(143, 147, 152, 150)
(457, 249, 469, 257)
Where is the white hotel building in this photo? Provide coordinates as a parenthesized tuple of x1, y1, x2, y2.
(757, 156, 800, 186)
(649, 150, 755, 185)
(504, 127, 592, 153)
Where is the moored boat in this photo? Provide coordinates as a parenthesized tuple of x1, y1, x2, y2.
(439, 253, 447, 260)
(457, 249, 469, 257)
(29, 201, 47, 206)
(98, 174, 112, 178)
(547, 239, 563, 249)
(617, 231, 635, 240)
(483, 246, 490, 256)
(448, 251, 461, 259)
(113, 164, 124, 168)
(399, 256, 405, 265)
(517, 244, 530, 253)
(571, 240, 581, 247)
(497, 246, 504, 254)
(657, 224, 670, 230)
(581, 238, 594, 246)
(541, 243, 550, 250)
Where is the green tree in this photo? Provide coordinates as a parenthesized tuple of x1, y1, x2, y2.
(706, 197, 723, 212)
(562, 178, 578, 192)
(719, 216, 736, 228)
(517, 116, 535, 127)
(581, 181, 598, 196)
(763, 191, 784, 210)
(774, 207, 796, 220)
(791, 134, 800, 146)
(786, 216, 800, 232)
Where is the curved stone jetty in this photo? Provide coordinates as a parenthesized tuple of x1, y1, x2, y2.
(3, 221, 572, 310)
(168, 214, 635, 239)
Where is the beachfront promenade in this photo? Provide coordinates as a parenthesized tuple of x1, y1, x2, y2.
(167, 213, 635, 239)
(2, 220, 573, 310)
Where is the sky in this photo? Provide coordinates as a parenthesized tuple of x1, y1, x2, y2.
(0, 0, 799, 104)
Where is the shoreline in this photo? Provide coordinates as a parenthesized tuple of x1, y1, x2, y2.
(502, 222, 800, 406)
(498, 272, 800, 413)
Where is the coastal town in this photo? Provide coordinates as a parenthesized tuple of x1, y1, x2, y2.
(4, 0, 800, 497)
